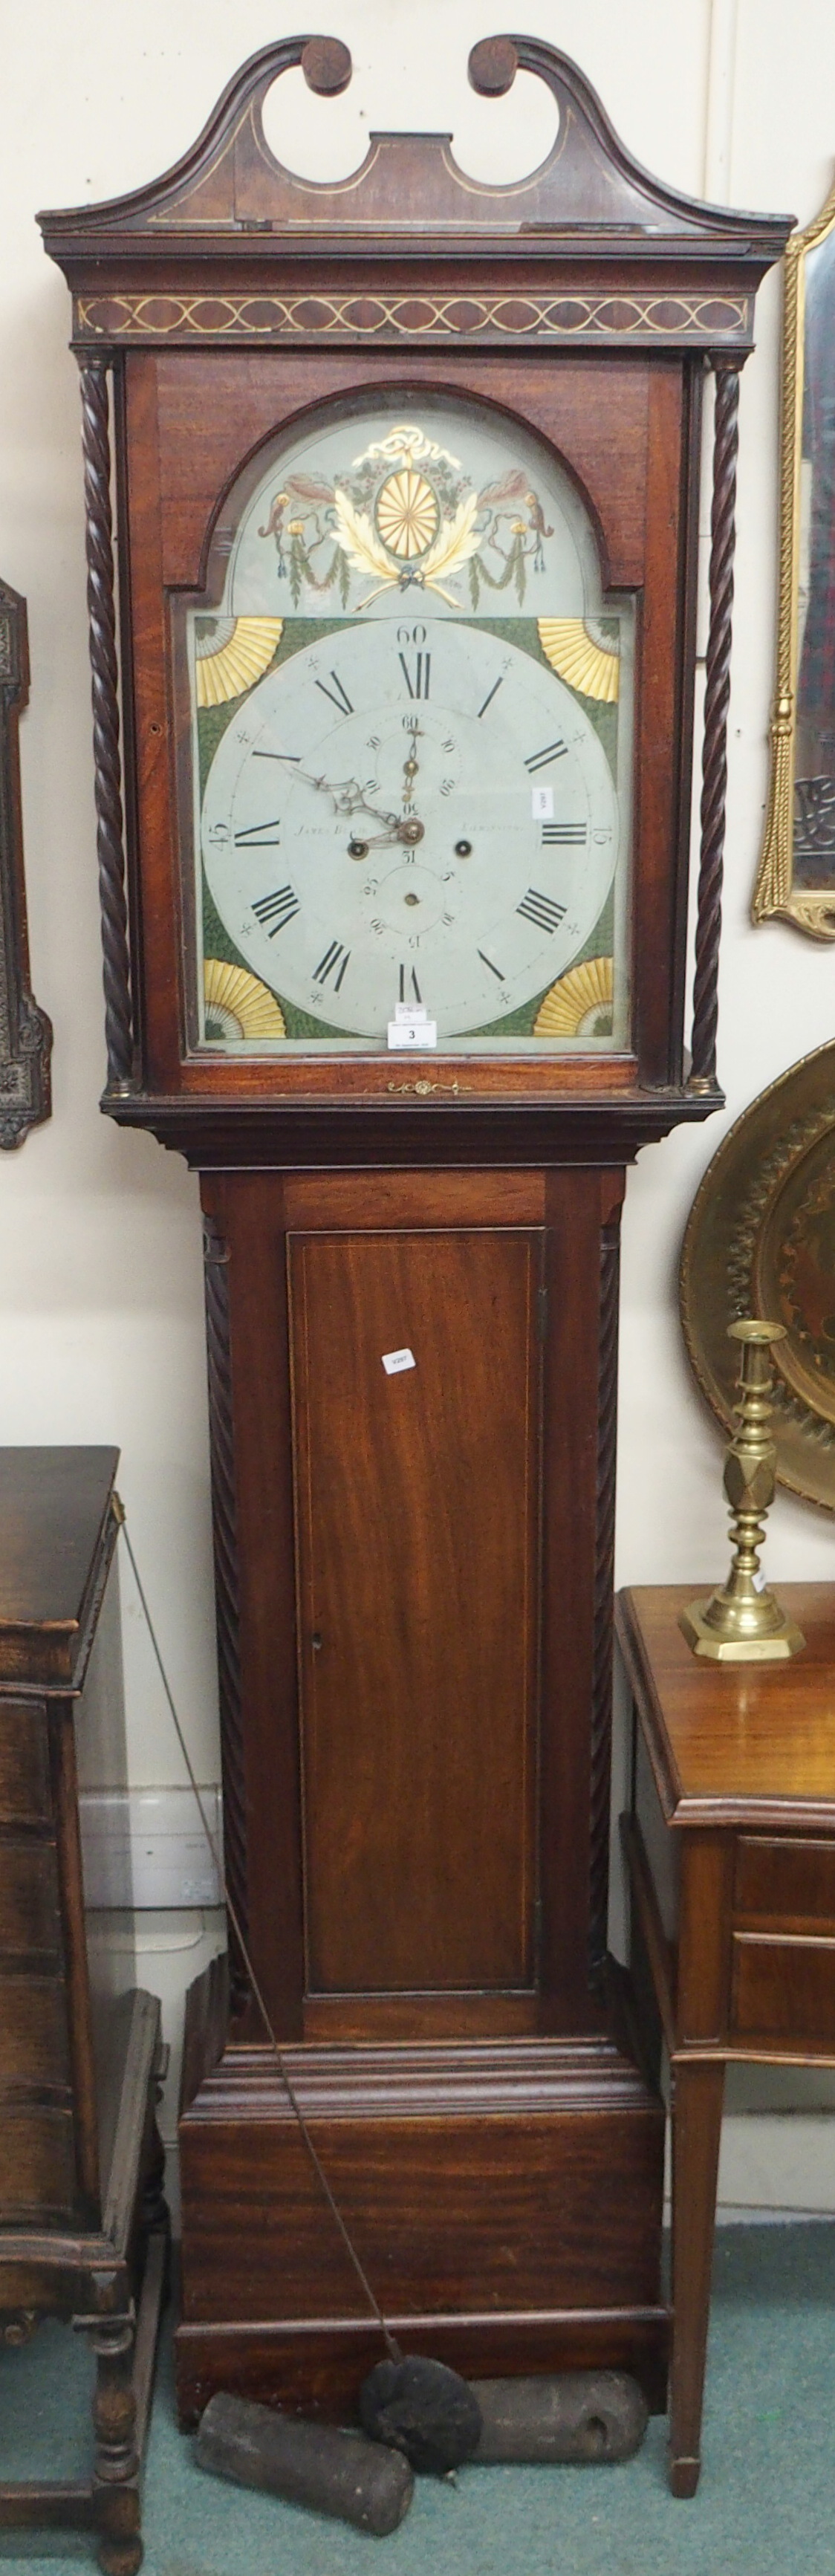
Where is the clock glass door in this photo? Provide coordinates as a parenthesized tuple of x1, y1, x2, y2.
(176, 394, 634, 1059)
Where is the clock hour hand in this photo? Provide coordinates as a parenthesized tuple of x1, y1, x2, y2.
(348, 817, 426, 857)
(348, 828, 408, 851)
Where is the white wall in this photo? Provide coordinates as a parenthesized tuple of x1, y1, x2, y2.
(2, 0, 835, 2211)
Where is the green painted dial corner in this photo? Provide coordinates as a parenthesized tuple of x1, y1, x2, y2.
(201, 877, 344, 1041)
(196, 620, 348, 793)
(471, 890, 616, 1039)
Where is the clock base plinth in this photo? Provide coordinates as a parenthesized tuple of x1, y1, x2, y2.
(175, 1973, 667, 2427)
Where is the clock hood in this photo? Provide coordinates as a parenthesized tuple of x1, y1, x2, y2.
(38, 33, 792, 363)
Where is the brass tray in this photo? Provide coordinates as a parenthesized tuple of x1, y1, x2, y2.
(680, 1041, 835, 1512)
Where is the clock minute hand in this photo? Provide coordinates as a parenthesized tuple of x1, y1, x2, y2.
(276, 759, 400, 831)
(401, 724, 422, 804)
(333, 782, 402, 831)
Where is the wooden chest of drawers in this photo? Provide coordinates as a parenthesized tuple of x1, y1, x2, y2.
(0, 1449, 167, 2575)
(617, 1583, 835, 2502)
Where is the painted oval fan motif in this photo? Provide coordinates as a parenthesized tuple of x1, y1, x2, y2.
(374, 468, 441, 561)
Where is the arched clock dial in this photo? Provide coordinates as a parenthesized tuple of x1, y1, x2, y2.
(199, 619, 626, 1049)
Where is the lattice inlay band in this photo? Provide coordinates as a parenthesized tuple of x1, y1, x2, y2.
(75, 289, 751, 345)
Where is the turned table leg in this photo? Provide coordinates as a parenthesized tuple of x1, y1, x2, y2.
(88, 2311, 142, 2576)
(668, 2056, 725, 2495)
(137, 2050, 172, 2310)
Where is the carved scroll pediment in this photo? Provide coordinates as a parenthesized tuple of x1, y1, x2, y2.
(39, 34, 790, 259)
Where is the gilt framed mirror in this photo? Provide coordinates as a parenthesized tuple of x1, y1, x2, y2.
(756, 175, 835, 937)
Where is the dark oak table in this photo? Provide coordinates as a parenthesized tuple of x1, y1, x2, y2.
(0, 1450, 168, 2573)
(617, 1583, 835, 2497)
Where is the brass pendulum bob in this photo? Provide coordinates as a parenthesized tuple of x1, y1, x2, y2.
(680, 1319, 805, 1662)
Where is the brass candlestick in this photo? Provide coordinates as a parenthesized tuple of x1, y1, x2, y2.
(680, 1319, 805, 1661)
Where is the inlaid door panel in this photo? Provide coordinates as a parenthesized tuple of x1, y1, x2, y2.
(288, 1228, 543, 1996)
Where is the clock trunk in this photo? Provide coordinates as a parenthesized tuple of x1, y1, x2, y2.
(178, 1161, 668, 2418)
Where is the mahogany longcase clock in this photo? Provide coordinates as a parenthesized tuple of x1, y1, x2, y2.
(39, 36, 790, 2424)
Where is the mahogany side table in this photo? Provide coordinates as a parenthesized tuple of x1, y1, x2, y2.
(617, 1583, 835, 2498)
(0, 1448, 168, 2575)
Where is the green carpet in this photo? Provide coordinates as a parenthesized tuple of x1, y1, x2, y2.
(0, 2227, 834, 2573)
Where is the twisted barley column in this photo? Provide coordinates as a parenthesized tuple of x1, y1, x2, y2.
(203, 1216, 250, 2005)
(588, 1219, 620, 1978)
(690, 359, 743, 1088)
(79, 361, 133, 1086)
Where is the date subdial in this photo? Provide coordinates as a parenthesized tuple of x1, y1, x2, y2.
(360, 856, 462, 944)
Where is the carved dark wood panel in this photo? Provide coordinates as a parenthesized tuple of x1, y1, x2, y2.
(0, 579, 51, 1149)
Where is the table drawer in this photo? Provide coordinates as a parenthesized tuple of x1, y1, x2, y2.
(732, 1932, 835, 2045)
(0, 1977, 70, 2086)
(0, 2104, 76, 2222)
(734, 1836, 835, 1928)
(0, 1704, 51, 1829)
(0, 1841, 62, 1960)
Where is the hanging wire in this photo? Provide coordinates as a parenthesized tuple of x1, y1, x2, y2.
(113, 1492, 400, 2365)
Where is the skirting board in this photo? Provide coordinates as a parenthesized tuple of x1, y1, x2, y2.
(88, 1907, 228, 2233)
(716, 2114, 835, 2218)
(659, 2114, 835, 2221)
(80, 1785, 222, 1907)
